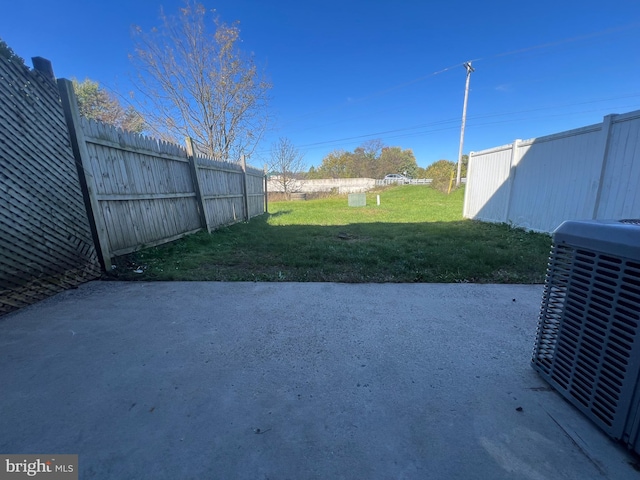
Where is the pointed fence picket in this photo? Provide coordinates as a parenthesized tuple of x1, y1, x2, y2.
(1, 56, 266, 316)
(58, 78, 266, 261)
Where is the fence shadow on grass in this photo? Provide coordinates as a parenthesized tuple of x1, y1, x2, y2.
(110, 215, 552, 284)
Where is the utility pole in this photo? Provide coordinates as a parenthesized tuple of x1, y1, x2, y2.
(456, 61, 474, 187)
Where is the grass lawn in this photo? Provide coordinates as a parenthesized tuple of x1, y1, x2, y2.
(110, 186, 552, 283)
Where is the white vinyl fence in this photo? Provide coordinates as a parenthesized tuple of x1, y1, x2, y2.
(267, 177, 461, 194)
(464, 110, 640, 233)
(267, 177, 376, 194)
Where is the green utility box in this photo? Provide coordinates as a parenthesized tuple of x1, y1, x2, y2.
(348, 193, 366, 207)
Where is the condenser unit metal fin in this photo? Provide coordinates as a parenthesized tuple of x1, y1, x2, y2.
(532, 220, 640, 454)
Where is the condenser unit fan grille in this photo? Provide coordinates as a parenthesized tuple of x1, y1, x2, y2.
(532, 220, 640, 447)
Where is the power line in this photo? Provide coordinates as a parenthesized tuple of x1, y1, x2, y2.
(253, 23, 640, 164)
(278, 60, 636, 139)
(277, 61, 466, 129)
(470, 22, 640, 64)
(267, 93, 640, 153)
(269, 101, 640, 160)
(253, 106, 639, 160)
(276, 22, 640, 130)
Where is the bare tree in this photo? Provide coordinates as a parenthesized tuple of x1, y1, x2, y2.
(268, 138, 306, 197)
(130, 1, 271, 160)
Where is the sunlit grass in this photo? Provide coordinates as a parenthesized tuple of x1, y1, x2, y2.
(267, 186, 465, 225)
(110, 186, 552, 283)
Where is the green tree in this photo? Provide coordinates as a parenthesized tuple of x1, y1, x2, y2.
(72, 78, 145, 133)
(413, 166, 428, 178)
(349, 148, 368, 178)
(355, 139, 385, 178)
(425, 160, 457, 193)
(460, 154, 469, 178)
(424, 160, 456, 178)
(378, 147, 418, 179)
(131, 1, 271, 160)
(307, 166, 318, 179)
(313, 141, 418, 179)
(316, 149, 353, 178)
(0, 38, 25, 65)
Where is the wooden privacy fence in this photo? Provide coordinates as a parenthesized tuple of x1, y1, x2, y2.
(1, 54, 266, 315)
(191, 148, 267, 232)
(0, 58, 101, 315)
(58, 78, 267, 269)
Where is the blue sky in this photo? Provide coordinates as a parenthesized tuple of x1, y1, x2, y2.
(1, 0, 639, 170)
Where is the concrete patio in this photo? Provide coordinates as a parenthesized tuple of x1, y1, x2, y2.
(0, 282, 636, 479)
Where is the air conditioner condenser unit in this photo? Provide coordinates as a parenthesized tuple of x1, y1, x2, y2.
(532, 219, 640, 454)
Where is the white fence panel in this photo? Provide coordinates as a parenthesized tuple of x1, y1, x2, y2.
(464, 109, 640, 233)
(507, 127, 603, 232)
(268, 177, 377, 194)
(596, 112, 640, 219)
(463, 144, 512, 221)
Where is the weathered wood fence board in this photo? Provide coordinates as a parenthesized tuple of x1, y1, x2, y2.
(1, 54, 265, 315)
(77, 116, 203, 256)
(58, 78, 266, 260)
(246, 167, 267, 218)
(0, 58, 100, 315)
(196, 155, 247, 229)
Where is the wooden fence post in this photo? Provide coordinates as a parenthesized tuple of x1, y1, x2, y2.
(264, 164, 269, 214)
(185, 137, 210, 232)
(31, 57, 56, 82)
(241, 155, 250, 221)
(57, 78, 111, 271)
